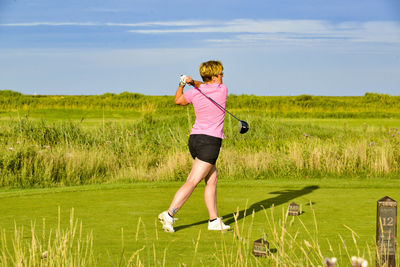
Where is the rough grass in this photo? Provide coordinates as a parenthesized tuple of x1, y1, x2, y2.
(0, 113, 399, 187)
(1, 91, 399, 187)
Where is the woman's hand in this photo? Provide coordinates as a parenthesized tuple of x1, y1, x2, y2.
(175, 76, 190, 106)
(185, 76, 194, 85)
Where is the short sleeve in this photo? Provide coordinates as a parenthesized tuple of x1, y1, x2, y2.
(183, 88, 196, 103)
(221, 84, 228, 97)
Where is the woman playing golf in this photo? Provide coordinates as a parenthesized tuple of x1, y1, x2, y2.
(158, 60, 230, 232)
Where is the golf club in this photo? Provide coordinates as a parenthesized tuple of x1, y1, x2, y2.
(181, 75, 249, 134)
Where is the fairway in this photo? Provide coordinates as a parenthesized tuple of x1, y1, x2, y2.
(1, 179, 399, 266)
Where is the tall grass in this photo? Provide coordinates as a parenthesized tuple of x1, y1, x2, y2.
(0, 115, 399, 187)
(0, 208, 95, 266)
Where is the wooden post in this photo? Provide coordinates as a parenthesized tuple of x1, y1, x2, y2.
(376, 196, 397, 267)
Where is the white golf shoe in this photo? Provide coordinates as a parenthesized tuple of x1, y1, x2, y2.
(208, 217, 230, 231)
(158, 211, 175, 233)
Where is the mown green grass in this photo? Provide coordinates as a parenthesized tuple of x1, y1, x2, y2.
(0, 179, 399, 266)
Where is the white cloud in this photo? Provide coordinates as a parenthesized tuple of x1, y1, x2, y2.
(128, 19, 400, 45)
(350, 21, 400, 43)
(0, 22, 98, 26)
(2, 19, 399, 46)
(128, 19, 331, 34)
(105, 21, 213, 27)
(0, 21, 212, 27)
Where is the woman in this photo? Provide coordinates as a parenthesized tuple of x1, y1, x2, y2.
(158, 60, 230, 232)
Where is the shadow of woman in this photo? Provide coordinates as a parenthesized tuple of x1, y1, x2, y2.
(174, 185, 319, 232)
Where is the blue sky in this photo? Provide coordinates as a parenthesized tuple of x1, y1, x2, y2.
(0, 0, 399, 96)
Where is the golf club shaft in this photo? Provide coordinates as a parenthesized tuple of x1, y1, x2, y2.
(194, 87, 241, 122)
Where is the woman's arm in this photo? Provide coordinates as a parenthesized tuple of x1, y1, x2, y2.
(174, 85, 189, 105)
(186, 77, 202, 88)
(174, 76, 202, 106)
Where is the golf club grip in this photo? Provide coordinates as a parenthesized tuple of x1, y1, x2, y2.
(194, 87, 241, 122)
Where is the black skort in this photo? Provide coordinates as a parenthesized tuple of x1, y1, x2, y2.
(188, 134, 222, 165)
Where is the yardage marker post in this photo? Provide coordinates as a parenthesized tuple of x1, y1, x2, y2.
(376, 196, 397, 267)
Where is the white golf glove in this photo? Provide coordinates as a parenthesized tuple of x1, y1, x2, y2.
(179, 75, 187, 87)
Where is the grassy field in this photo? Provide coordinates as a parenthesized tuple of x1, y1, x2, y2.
(1, 106, 400, 187)
(1, 91, 400, 118)
(1, 179, 399, 266)
(0, 91, 399, 265)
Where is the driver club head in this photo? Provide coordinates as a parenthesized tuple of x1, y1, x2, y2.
(239, 120, 249, 134)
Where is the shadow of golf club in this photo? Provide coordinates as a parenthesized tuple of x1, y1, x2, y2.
(174, 185, 319, 232)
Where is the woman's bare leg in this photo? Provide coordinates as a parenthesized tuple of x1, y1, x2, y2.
(204, 166, 218, 219)
(168, 158, 214, 216)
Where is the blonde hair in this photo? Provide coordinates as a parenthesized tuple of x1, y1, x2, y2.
(199, 60, 223, 82)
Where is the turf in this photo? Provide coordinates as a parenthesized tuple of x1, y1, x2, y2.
(1, 179, 399, 266)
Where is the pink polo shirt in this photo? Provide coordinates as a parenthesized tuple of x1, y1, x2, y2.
(184, 83, 227, 139)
